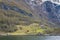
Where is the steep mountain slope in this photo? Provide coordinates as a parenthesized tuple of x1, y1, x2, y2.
(23, 0, 60, 35)
(0, 0, 60, 35)
(24, 0, 60, 27)
(0, 0, 45, 35)
(0, 0, 35, 32)
(41, 1, 60, 27)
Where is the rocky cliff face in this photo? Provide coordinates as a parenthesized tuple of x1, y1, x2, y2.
(24, 0, 60, 27)
(41, 1, 60, 27)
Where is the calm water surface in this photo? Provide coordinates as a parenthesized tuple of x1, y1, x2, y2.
(0, 36, 60, 40)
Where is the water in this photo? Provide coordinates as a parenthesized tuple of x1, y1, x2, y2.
(0, 36, 60, 40)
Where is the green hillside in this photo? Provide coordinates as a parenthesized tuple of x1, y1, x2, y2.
(0, 0, 60, 35)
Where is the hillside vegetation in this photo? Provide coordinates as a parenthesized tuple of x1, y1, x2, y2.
(0, 0, 60, 35)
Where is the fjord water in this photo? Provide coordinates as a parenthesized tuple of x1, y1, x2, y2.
(0, 36, 60, 40)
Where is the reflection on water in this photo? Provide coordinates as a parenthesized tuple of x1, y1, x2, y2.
(45, 36, 60, 40)
(0, 36, 60, 40)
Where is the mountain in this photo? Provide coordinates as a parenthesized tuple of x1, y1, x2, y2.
(41, 1, 60, 27)
(0, 0, 36, 32)
(0, 0, 60, 35)
(0, 2, 33, 17)
(24, 0, 60, 27)
(0, 0, 44, 34)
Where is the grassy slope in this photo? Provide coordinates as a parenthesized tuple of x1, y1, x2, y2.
(0, 9, 46, 35)
(0, 0, 58, 35)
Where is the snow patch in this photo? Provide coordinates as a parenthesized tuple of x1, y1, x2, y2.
(42, 0, 60, 5)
